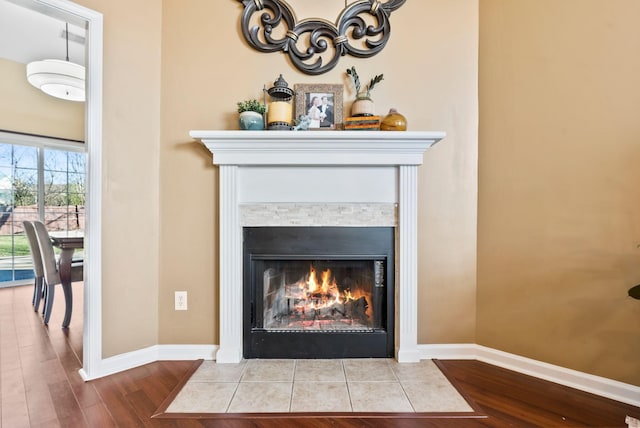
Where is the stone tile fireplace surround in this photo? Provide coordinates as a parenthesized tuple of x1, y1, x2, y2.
(191, 130, 445, 364)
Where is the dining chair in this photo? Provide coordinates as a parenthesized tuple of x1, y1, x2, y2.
(32, 220, 83, 327)
(22, 221, 45, 313)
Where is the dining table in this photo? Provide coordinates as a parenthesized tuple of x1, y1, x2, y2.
(50, 232, 84, 328)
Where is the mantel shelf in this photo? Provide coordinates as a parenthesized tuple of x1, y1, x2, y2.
(190, 130, 445, 166)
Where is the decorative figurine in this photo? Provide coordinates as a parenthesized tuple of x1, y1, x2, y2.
(293, 115, 311, 131)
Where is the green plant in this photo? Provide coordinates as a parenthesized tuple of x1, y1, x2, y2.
(346, 66, 384, 98)
(237, 99, 266, 114)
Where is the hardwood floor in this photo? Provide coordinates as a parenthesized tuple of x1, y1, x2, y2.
(1, 283, 638, 427)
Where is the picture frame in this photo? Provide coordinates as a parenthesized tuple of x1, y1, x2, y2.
(294, 83, 343, 130)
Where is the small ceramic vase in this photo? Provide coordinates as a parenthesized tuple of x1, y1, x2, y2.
(239, 111, 265, 130)
(351, 94, 375, 117)
(380, 108, 407, 131)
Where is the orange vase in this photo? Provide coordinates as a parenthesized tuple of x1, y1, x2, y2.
(380, 108, 407, 131)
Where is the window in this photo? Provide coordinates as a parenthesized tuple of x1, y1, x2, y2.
(0, 132, 85, 287)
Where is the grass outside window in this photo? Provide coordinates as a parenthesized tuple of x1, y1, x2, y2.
(0, 235, 30, 257)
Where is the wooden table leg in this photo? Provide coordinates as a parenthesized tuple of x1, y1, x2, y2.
(58, 248, 74, 328)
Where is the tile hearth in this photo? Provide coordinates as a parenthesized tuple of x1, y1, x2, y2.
(165, 359, 474, 414)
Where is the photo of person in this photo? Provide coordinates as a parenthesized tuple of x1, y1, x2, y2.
(306, 93, 335, 129)
(295, 84, 343, 130)
(307, 96, 322, 128)
(319, 95, 334, 128)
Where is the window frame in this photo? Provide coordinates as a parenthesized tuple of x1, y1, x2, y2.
(0, 130, 86, 287)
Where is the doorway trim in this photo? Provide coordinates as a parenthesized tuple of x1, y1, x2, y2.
(23, 0, 103, 380)
(77, 0, 103, 381)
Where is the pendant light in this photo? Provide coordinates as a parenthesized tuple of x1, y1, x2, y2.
(26, 23, 85, 102)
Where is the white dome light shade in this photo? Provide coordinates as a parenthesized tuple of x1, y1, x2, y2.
(26, 59, 85, 102)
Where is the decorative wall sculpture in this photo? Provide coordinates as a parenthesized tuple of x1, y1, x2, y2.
(237, 0, 406, 75)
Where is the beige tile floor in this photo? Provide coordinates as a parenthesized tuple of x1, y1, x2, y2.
(166, 359, 474, 414)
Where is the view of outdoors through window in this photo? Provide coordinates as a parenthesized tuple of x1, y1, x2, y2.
(0, 141, 86, 286)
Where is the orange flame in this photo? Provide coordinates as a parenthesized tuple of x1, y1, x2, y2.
(283, 265, 373, 319)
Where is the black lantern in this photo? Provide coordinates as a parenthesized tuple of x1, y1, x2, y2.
(266, 75, 294, 130)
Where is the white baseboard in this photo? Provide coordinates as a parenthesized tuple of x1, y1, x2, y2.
(79, 344, 218, 381)
(80, 342, 639, 408)
(418, 343, 479, 360)
(156, 344, 218, 361)
(419, 344, 640, 408)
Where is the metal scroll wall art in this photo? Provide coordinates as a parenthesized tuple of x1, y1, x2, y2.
(237, 0, 406, 75)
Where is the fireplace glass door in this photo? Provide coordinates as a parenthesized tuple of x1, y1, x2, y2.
(260, 258, 383, 332)
(244, 227, 394, 359)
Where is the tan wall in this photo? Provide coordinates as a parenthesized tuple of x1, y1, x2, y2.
(73, 0, 162, 357)
(479, 0, 640, 385)
(5, 0, 477, 360)
(0, 57, 84, 141)
(158, 0, 479, 345)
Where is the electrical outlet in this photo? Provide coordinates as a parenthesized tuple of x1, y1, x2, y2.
(175, 291, 187, 311)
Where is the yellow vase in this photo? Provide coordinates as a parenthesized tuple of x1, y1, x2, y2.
(380, 108, 407, 131)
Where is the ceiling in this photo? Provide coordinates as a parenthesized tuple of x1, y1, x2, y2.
(0, 0, 85, 67)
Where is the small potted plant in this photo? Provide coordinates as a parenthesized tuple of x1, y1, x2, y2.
(237, 99, 266, 130)
(346, 66, 384, 117)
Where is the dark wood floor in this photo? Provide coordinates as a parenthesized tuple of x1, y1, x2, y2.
(1, 283, 638, 427)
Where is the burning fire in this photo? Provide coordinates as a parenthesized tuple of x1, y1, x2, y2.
(306, 266, 342, 302)
(285, 265, 372, 323)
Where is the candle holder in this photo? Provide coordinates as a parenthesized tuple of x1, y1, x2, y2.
(266, 75, 294, 130)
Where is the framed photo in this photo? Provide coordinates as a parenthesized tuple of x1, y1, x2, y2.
(294, 83, 343, 130)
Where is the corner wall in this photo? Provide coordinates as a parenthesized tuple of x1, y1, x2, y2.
(478, 0, 640, 385)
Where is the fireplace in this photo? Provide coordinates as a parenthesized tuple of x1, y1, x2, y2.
(243, 227, 394, 358)
(191, 130, 444, 363)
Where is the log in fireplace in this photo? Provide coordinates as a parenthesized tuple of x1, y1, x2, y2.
(243, 227, 394, 359)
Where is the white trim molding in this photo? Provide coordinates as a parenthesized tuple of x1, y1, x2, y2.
(155, 345, 219, 361)
(419, 344, 640, 408)
(80, 341, 639, 409)
(88, 345, 218, 379)
(80, 0, 104, 383)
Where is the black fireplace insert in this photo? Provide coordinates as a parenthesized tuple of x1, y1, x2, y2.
(243, 227, 394, 359)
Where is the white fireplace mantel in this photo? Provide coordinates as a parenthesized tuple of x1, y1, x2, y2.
(190, 130, 444, 165)
(191, 130, 445, 363)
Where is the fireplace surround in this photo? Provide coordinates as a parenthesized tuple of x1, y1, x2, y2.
(191, 130, 444, 363)
(243, 226, 395, 359)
